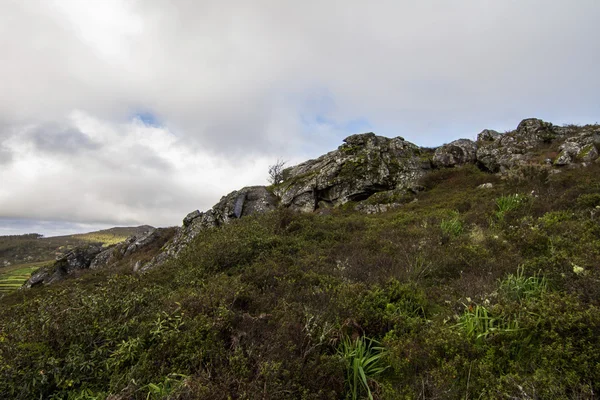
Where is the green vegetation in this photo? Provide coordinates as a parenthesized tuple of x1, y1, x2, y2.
(1, 163, 600, 398)
(338, 336, 387, 400)
(440, 211, 464, 240)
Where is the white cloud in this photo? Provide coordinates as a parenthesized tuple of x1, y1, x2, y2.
(1, 0, 599, 233)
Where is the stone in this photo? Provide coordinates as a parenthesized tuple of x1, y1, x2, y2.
(183, 210, 201, 227)
(273, 132, 428, 212)
(24, 244, 104, 287)
(477, 129, 501, 142)
(477, 183, 494, 189)
(433, 139, 478, 167)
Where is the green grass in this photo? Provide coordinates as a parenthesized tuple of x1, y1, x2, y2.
(337, 336, 388, 400)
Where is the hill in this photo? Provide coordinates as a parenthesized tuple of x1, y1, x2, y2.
(0, 226, 154, 294)
(0, 119, 599, 399)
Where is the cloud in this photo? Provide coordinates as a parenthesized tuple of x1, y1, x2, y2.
(26, 123, 101, 154)
(0, 145, 12, 165)
(0, 0, 599, 233)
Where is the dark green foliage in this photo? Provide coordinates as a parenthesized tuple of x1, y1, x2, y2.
(2, 163, 600, 398)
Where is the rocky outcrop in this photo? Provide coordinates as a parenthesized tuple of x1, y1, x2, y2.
(25, 244, 104, 287)
(433, 139, 478, 168)
(25, 118, 600, 281)
(140, 186, 278, 272)
(476, 118, 600, 172)
(24, 227, 170, 288)
(88, 228, 167, 270)
(555, 133, 600, 166)
(273, 133, 431, 212)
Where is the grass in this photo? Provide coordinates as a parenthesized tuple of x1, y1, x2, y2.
(440, 211, 464, 240)
(494, 193, 525, 221)
(499, 265, 547, 301)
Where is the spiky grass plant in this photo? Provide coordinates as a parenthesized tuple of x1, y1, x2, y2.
(440, 211, 464, 239)
(494, 194, 525, 221)
(338, 336, 388, 400)
(499, 266, 548, 301)
(455, 305, 520, 344)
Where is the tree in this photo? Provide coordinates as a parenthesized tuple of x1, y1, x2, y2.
(268, 159, 287, 185)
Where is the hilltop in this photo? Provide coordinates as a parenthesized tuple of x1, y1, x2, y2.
(1, 118, 599, 399)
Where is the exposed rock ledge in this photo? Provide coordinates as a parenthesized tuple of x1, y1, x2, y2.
(23, 118, 600, 282)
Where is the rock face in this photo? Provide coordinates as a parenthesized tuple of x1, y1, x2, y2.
(25, 244, 104, 287)
(24, 227, 170, 288)
(24, 118, 600, 282)
(141, 186, 278, 271)
(476, 118, 600, 172)
(433, 139, 478, 168)
(273, 133, 431, 212)
(88, 228, 167, 270)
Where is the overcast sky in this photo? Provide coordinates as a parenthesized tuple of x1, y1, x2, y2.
(1, 0, 599, 236)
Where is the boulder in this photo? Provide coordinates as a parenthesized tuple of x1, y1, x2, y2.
(24, 244, 104, 287)
(477, 129, 501, 142)
(273, 132, 430, 212)
(433, 139, 478, 167)
(476, 118, 558, 172)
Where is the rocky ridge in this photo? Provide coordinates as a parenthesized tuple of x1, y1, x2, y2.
(25, 118, 600, 285)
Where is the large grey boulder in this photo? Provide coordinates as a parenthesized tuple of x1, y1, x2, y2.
(141, 186, 278, 272)
(273, 132, 430, 212)
(433, 139, 478, 168)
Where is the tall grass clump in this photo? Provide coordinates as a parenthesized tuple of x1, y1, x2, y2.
(337, 336, 388, 400)
(440, 211, 464, 240)
(499, 266, 548, 301)
(454, 304, 520, 344)
(494, 193, 525, 221)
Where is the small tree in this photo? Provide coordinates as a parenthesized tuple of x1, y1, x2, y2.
(268, 159, 287, 185)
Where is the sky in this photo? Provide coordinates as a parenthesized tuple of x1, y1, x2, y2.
(1, 0, 599, 236)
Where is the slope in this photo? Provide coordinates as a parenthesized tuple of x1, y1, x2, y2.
(1, 157, 599, 398)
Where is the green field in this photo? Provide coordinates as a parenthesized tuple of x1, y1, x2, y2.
(0, 261, 50, 295)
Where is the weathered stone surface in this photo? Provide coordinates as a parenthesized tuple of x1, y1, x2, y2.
(23, 227, 172, 288)
(183, 210, 201, 227)
(273, 132, 429, 212)
(141, 186, 278, 272)
(354, 203, 401, 214)
(477, 129, 501, 142)
(87, 228, 165, 271)
(474, 118, 599, 172)
(433, 139, 478, 168)
(24, 244, 104, 287)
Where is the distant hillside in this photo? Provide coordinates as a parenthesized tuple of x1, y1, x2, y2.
(0, 225, 153, 294)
